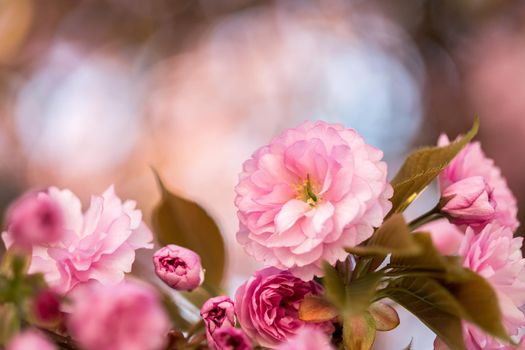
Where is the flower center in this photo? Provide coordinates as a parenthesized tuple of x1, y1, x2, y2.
(298, 174, 319, 207)
(224, 334, 243, 347)
(209, 307, 226, 325)
(161, 257, 188, 275)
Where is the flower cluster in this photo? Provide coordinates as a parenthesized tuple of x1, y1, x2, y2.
(427, 133, 525, 349)
(0, 120, 524, 350)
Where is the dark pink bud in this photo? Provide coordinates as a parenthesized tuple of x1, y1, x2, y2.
(33, 289, 62, 324)
(201, 296, 236, 348)
(212, 327, 252, 350)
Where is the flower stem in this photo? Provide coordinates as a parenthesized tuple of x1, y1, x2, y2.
(408, 207, 442, 231)
(186, 319, 205, 338)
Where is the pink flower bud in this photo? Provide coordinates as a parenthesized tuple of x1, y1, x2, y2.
(201, 296, 236, 348)
(5, 192, 64, 247)
(33, 289, 62, 325)
(211, 327, 252, 350)
(7, 330, 56, 350)
(153, 245, 204, 291)
(440, 176, 496, 227)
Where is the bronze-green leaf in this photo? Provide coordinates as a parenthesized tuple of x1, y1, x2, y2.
(0, 248, 31, 279)
(322, 262, 346, 308)
(389, 118, 479, 215)
(343, 312, 376, 350)
(383, 277, 466, 350)
(299, 295, 338, 322)
(445, 269, 512, 344)
(388, 233, 465, 280)
(347, 272, 383, 315)
(369, 302, 400, 331)
(346, 214, 420, 257)
(0, 303, 19, 345)
(152, 172, 226, 287)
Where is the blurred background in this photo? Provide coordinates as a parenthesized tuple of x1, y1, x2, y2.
(1, 0, 524, 348)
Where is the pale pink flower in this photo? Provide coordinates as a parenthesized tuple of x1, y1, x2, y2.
(3, 186, 153, 294)
(153, 245, 204, 291)
(235, 267, 334, 348)
(212, 327, 252, 350)
(201, 296, 236, 349)
(276, 327, 335, 350)
(434, 224, 525, 349)
(438, 135, 518, 230)
(440, 176, 496, 227)
(67, 281, 170, 350)
(3, 191, 64, 248)
(421, 219, 465, 256)
(235, 121, 392, 280)
(7, 330, 56, 350)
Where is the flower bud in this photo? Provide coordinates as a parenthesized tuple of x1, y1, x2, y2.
(153, 245, 204, 291)
(201, 296, 236, 348)
(5, 192, 63, 247)
(440, 176, 496, 227)
(33, 289, 62, 325)
(211, 327, 252, 350)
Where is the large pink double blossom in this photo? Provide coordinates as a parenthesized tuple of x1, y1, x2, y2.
(235, 121, 392, 279)
(3, 186, 153, 294)
(235, 267, 334, 348)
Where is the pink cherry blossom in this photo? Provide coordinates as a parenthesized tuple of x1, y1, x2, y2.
(153, 245, 204, 291)
(438, 135, 518, 230)
(7, 330, 56, 350)
(235, 121, 392, 280)
(3, 186, 153, 294)
(67, 281, 170, 350)
(459, 225, 525, 349)
(3, 191, 64, 248)
(421, 219, 465, 256)
(276, 327, 335, 350)
(235, 267, 334, 348)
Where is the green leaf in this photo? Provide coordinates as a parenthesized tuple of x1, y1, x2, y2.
(322, 262, 346, 308)
(444, 269, 512, 344)
(0, 303, 20, 345)
(346, 273, 383, 315)
(0, 249, 31, 279)
(152, 171, 226, 287)
(369, 302, 400, 331)
(382, 277, 466, 350)
(388, 233, 466, 279)
(343, 312, 376, 350)
(298, 295, 338, 323)
(389, 118, 479, 215)
(347, 214, 420, 257)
